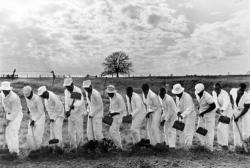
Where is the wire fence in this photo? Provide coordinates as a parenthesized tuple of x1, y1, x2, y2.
(0, 71, 250, 79)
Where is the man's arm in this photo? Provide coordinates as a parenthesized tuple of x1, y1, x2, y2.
(220, 92, 231, 111)
(131, 96, 141, 117)
(115, 96, 126, 114)
(33, 97, 44, 122)
(167, 98, 177, 121)
(148, 96, 159, 113)
(89, 92, 103, 117)
(51, 94, 62, 119)
(65, 91, 70, 112)
(235, 103, 250, 121)
(6, 97, 20, 121)
(181, 95, 194, 118)
(200, 103, 216, 116)
(71, 91, 84, 112)
(230, 95, 235, 109)
(126, 96, 132, 114)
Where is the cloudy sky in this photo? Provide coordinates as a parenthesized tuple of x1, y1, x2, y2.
(0, 0, 250, 76)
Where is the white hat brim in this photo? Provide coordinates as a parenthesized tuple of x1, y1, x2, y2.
(172, 87, 184, 94)
(105, 89, 116, 93)
(0, 86, 12, 91)
(82, 84, 91, 88)
(63, 83, 72, 87)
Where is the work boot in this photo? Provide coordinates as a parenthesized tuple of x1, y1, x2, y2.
(0, 146, 9, 154)
(113, 146, 123, 152)
(145, 139, 150, 144)
(222, 145, 228, 151)
(69, 148, 77, 153)
(154, 143, 168, 152)
(28, 149, 41, 159)
(169, 147, 175, 150)
(235, 146, 244, 153)
(1, 152, 18, 161)
(54, 146, 64, 155)
(140, 139, 151, 147)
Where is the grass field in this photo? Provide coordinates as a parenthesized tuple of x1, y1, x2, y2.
(0, 75, 250, 168)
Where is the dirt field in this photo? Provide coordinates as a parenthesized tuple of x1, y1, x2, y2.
(0, 76, 250, 167)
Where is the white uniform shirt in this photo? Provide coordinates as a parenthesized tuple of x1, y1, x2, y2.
(109, 92, 126, 116)
(45, 91, 64, 120)
(230, 88, 250, 112)
(176, 92, 195, 118)
(85, 88, 103, 118)
(142, 89, 161, 113)
(1, 91, 22, 120)
(0, 92, 3, 115)
(159, 94, 177, 122)
(212, 89, 231, 111)
(195, 91, 214, 114)
(0, 92, 2, 108)
(25, 94, 45, 121)
(126, 92, 146, 117)
(65, 86, 85, 117)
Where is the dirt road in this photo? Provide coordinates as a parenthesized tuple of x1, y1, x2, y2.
(1, 148, 250, 168)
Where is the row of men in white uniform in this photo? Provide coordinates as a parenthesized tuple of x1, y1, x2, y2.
(0, 79, 250, 156)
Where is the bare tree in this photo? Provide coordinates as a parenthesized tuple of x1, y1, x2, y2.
(102, 51, 133, 78)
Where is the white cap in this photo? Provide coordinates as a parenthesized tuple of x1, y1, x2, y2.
(63, 77, 73, 87)
(0, 81, 12, 91)
(195, 83, 205, 94)
(82, 80, 91, 88)
(105, 85, 116, 93)
(172, 83, 184, 94)
(23, 86, 32, 97)
(38, 86, 47, 96)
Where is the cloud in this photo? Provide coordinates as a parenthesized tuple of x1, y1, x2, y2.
(178, 2, 194, 9)
(121, 5, 142, 20)
(0, 0, 249, 76)
(210, 11, 222, 16)
(1, 0, 189, 75)
(148, 14, 162, 27)
(162, 9, 250, 75)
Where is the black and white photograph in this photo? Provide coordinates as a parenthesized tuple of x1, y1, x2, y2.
(0, 0, 250, 167)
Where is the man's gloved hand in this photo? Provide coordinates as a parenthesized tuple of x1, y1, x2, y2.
(70, 105, 74, 110)
(109, 112, 120, 117)
(146, 112, 153, 118)
(160, 120, 165, 126)
(177, 112, 182, 117)
(127, 114, 133, 120)
(30, 120, 35, 127)
(27, 110, 30, 115)
(89, 115, 93, 119)
(234, 116, 239, 122)
(216, 109, 223, 114)
(199, 112, 205, 118)
(177, 112, 183, 119)
(50, 119, 55, 123)
(65, 111, 71, 118)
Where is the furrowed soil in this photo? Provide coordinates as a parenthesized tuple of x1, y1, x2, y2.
(0, 76, 250, 167)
